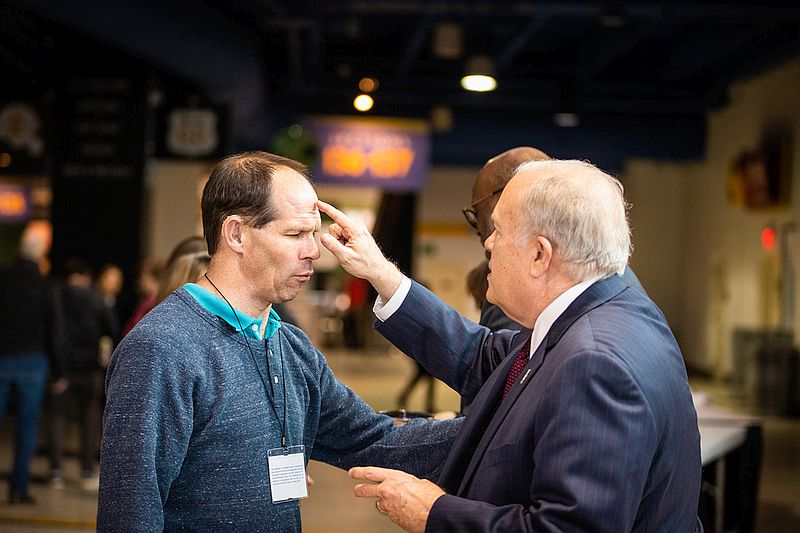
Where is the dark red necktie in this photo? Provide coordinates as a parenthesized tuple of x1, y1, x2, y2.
(503, 338, 531, 398)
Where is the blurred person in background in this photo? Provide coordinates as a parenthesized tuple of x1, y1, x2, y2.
(95, 263, 124, 366)
(0, 223, 63, 504)
(95, 263, 124, 312)
(395, 281, 436, 413)
(465, 261, 490, 311)
(48, 258, 118, 491)
(157, 236, 210, 303)
(464, 147, 549, 331)
(98, 151, 459, 531)
(164, 235, 207, 269)
(396, 360, 436, 414)
(157, 250, 211, 303)
(121, 257, 164, 336)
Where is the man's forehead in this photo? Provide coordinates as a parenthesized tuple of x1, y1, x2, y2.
(496, 175, 530, 216)
(269, 170, 320, 221)
(509, 163, 543, 183)
(271, 202, 320, 225)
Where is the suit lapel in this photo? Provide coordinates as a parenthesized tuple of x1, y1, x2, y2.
(450, 276, 629, 496)
(455, 336, 547, 495)
(438, 331, 531, 493)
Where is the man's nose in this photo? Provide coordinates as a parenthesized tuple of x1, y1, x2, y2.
(485, 231, 496, 253)
(304, 235, 321, 260)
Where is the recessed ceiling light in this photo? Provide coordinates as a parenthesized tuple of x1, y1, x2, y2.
(462, 55, 497, 92)
(353, 94, 374, 112)
(461, 75, 497, 92)
(358, 77, 379, 93)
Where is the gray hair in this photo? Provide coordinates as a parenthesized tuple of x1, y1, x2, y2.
(513, 159, 631, 281)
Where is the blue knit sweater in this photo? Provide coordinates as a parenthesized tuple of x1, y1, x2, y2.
(98, 288, 459, 531)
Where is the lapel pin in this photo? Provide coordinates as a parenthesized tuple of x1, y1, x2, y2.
(520, 368, 532, 384)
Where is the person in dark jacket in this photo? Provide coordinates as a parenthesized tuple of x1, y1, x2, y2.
(0, 224, 63, 503)
(49, 258, 118, 490)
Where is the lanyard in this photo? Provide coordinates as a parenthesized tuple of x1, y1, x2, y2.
(204, 274, 288, 449)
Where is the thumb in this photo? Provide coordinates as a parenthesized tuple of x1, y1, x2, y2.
(320, 233, 349, 259)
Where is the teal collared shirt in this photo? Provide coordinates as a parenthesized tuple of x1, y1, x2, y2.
(183, 283, 282, 340)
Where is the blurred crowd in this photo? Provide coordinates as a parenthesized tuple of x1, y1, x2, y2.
(0, 227, 211, 503)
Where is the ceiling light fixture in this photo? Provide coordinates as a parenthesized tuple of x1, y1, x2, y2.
(353, 94, 374, 112)
(358, 77, 379, 93)
(461, 55, 497, 92)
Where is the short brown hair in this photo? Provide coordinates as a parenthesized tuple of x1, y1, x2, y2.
(201, 151, 309, 254)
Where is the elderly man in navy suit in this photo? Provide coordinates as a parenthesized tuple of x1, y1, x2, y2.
(318, 158, 702, 532)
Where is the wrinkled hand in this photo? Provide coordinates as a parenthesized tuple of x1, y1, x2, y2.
(350, 466, 445, 533)
(317, 201, 403, 300)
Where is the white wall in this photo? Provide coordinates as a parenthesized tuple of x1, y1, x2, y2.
(624, 57, 800, 376)
(624, 159, 693, 336)
(145, 160, 211, 261)
(415, 166, 484, 320)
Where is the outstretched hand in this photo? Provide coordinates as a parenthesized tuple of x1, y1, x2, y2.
(350, 466, 445, 533)
(317, 201, 403, 300)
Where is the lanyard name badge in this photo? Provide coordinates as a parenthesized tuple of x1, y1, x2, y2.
(267, 445, 308, 502)
(203, 274, 308, 503)
(262, 336, 308, 503)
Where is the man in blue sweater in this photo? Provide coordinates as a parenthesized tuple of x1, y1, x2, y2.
(98, 151, 459, 531)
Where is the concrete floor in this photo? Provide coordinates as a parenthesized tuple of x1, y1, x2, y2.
(0, 347, 798, 532)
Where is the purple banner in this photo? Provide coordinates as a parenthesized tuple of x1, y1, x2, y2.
(304, 116, 430, 191)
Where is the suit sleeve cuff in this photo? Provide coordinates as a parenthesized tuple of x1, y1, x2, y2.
(373, 275, 412, 321)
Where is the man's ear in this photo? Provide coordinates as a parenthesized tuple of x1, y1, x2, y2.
(529, 235, 553, 278)
(221, 216, 246, 254)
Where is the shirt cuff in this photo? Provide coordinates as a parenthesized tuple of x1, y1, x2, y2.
(373, 275, 412, 322)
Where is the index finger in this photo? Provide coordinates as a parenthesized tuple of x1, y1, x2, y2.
(348, 466, 398, 483)
(317, 201, 355, 230)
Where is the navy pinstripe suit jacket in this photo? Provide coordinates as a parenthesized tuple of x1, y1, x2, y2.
(376, 276, 703, 532)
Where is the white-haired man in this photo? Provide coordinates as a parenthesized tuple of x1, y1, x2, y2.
(319, 159, 702, 532)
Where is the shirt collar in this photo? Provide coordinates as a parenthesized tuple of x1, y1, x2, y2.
(528, 276, 600, 358)
(183, 283, 282, 340)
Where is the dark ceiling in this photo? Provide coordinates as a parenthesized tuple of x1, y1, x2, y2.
(211, 0, 800, 117)
(4, 0, 800, 167)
